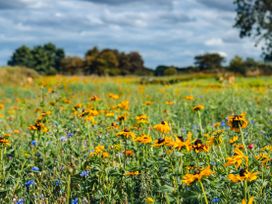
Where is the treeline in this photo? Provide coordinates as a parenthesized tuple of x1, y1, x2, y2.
(7, 43, 272, 76)
(8, 43, 153, 76)
(155, 53, 272, 76)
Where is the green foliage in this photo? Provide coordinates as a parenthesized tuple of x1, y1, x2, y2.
(234, 0, 272, 60)
(228, 55, 272, 75)
(84, 47, 147, 76)
(8, 43, 65, 75)
(194, 53, 225, 70)
(229, 55, 246, 74)
(61, 56, 84, 75)
(8, 45, 33, 68)
(155, 65, 179, 76)
(163, 67, 178, 76)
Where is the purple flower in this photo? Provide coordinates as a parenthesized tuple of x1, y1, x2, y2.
(60, 136, 67, 141)
(220, 121, 226, 127)
(55, 179, 61, 186)
(31, 166, 40, 172)
(31, 140, 37, 146)
(25, 180, 35, 189)
(16, 199, 24, 204)
(212, 198, 220, 203)
(67, 132, 74, 138)
(71, 198, 78, 204)
(80, 170, 89, 177)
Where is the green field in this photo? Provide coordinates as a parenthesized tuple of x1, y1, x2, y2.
(0, 74, 271, 203)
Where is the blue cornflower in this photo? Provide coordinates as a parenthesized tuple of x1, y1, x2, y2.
(31, 166, 40, 172)
(16, 199, 24, 204)
(55, 179, 61, 186)
(60, 136, 67, 141)
(31, 140, 37, 146)
(220, 121, 226, 127)
(80, 170, 89, 177)
(67, 132, 74, 138)
(71, 198, 78, 204)
(25, 180, 35, 189)
(212, 198, 220, 203)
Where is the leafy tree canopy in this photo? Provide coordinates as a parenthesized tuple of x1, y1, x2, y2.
(234, 0, 272, 60)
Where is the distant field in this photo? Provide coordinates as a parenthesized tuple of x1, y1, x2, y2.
(0, 72, 271, 203)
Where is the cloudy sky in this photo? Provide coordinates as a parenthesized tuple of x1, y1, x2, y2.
(0, 0, 261, 68)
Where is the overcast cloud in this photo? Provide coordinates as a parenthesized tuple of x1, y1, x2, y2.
(0, 0, 261, 68)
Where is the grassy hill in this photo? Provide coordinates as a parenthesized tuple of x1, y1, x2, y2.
(0, 66, 39, 86)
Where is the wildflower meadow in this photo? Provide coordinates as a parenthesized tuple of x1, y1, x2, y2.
(0, 75, 271, 204)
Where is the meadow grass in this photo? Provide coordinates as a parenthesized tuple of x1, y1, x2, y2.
(0, 75, 271, 203)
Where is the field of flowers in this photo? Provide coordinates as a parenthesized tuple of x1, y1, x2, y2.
(0, 75, 271, 204)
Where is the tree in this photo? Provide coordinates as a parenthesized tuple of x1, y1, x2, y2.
(8, 43, 65, 75)
(194, 53, 225, 70)
(163, 67, 178, 76)
(234, 0, 272, 60)
(94, 49, 120, 75)
(8, 45, 33, 67)
(229, 55, 245, 74)
(127, 52, 144, 73)
(155, 65, 168, 76)
(61, 56, 84, 75)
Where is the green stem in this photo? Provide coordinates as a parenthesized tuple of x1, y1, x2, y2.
(197, 111, 203, 136)
(244, 181, 248, 201)
(66, 174, 71, 204)
(240, 128, 248, 155)
(199, 180, 209, 204)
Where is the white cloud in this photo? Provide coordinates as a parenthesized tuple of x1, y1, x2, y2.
(0, 0, 264, 67)
(205, 38, 224, 46)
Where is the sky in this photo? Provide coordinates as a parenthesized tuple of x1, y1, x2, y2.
(0, 0, 262, 68)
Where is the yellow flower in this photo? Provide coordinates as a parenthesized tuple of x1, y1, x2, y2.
(73, 103, 82, 110)
(124, 150, 134, 157)
(124, 171, 140, 176)
(144, 101, 153, 106)
(182, 166, 213, 185)
(153, 137, 174, 147)
(0, 138, 10, 145)
(117, 100, 129, 110)
(213, 122, 221, 128)
(145, 197, 155, 204)
(116, 129, 135, 139)
(165, 101, 175, 105)
(102, 152, 110, 158)
(0, 103, 4, 110)
(117, 114, 127, 122)
(228, 169, 258, 183)
(135, 114, 149, 124)
(108, 93, 119, 100)
(192, 139, 209, 153)
(225, 148, 248, 169)
(90, 95, 100, 101)
(153, 121, 170, 133)
(13, 130, 20, 134)
(94, 145, 105, 154)
(255, 153, 270, 166)
(174, 132, 193, 151)
(193, 104, 204, 111)
(134, 134, 152, 144)
(185, 95, 194, 101)
(227, 112, 248, 132)
(105, 112, 115, 117)
(110, 122, 119, 129)
(242, 196, 254, 204)
(229, 136, 239, 144)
